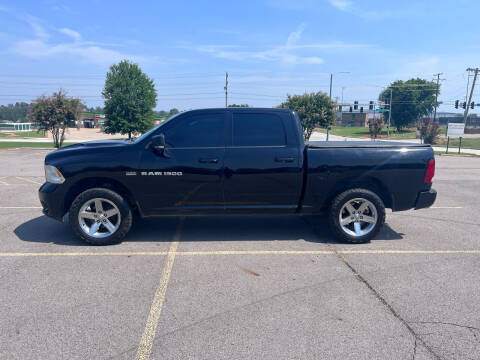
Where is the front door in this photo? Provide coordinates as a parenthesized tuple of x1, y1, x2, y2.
(223, 111, 302, 213)
(138, 111, 226, 215)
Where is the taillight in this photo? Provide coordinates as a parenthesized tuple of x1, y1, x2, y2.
(424, 158, 435, 184)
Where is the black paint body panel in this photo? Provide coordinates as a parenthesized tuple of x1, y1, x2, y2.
(38, 108, 436, 221)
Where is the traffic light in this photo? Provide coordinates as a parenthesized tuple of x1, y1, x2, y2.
(360, 106, 364, 113)
(349, 106, 353, 112)
(455, 100, 459, 109)
(354, 101, 358, 110)
(471, 102, 475, 109)
(338, 105, 342, 112)
(462, 102, 466, 109)
(369, 101, 374, 110)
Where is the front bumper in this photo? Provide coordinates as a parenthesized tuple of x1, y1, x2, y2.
(38, 182, 66, 221)
(414, 188, 437, 210)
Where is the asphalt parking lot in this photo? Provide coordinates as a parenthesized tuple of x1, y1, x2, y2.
(0, 148, 479, 360)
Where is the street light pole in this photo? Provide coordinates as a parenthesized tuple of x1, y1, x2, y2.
(387, 88, 392, 138)
(329, 73, 333, 99)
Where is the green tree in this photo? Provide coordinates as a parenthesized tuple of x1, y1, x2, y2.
(280, 92, 336, 140)
(86, 106, 104, 113)
(102, 60, 157, 139)
(0, 102, 30, 122)
(379, 78, 437, 132)
(169, 108, 179, 116)
(29, 90, 83, 148)
(155, 110, 169, 117)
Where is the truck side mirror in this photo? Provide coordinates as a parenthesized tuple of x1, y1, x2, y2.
(151, 134, 166, 154)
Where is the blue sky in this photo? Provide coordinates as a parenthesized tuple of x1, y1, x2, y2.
(0, 0, 479, 113)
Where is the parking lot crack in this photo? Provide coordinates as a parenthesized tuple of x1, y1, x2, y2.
(327, 244, 442, 360)
(156, 274, 354, 339)
(411, 321, 480, 344)
(412, 338, 417, 360)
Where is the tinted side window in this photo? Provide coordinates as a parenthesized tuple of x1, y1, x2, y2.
(233, 113, 286, 147)
(165, 113, 224, 148)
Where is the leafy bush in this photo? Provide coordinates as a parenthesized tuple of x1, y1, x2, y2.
(29, 90, 83, 148)
(419, 119, 440, 144)
(368, 116, 384, 140)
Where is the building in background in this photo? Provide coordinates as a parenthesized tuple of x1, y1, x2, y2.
(77, 112, 105, 128)
(338, 112, 369, 127)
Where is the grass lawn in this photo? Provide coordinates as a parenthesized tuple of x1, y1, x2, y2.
(435, 151, 479, 157)
(0, 142, 57, 149)
(0, 130, 46, 138)
(318, 125, 448, 140)
(318, 126, 417, 139)
(436, 137, 480, 150)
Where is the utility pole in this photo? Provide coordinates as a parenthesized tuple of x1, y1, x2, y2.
(464, 68, 479, 124)
(466, 72, 472, 102)
(433, 73, 443, 123)
(224, 72, 228, 108)
(387, 88, 392, 138)
(329, 72, 349, 100)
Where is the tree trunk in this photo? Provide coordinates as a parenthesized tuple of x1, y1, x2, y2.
(128, 132, 131, 140)
(59, 126, 66, 148)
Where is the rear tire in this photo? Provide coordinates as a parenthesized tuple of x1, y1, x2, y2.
(69, 188, 132, 245)
(328, 188, 385, 243)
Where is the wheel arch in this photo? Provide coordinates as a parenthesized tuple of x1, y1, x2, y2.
(64, 177, 139, 215)
(326, 176, 393, 210)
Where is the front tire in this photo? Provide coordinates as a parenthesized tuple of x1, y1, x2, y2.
(69, 188, 132, 245)
(328, 188, 385, 243)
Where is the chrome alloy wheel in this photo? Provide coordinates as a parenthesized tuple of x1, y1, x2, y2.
(339, 198, 378, 237)
(78, 198, 121, 238)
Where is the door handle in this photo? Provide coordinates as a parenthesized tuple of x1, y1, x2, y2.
(198, 157, 219, 164)
(275, 157, 296, 163)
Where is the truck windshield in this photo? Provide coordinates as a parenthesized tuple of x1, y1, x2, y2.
(133, 113, 182, 143)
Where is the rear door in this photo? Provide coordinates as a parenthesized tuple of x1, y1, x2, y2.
(138, 110, 226, 215)
(223, 110, 302, 213)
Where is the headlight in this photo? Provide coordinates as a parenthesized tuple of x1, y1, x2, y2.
(44, 165, 65, 184)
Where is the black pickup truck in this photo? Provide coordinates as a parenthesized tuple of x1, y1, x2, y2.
(39, 108, 436, 245)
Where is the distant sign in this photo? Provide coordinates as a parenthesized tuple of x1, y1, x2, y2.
(447, 123, 465, 137)
(376, 108, 388, 113)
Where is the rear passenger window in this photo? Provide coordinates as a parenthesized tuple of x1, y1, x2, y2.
(233, 113, 286, 147)
(165, 113, 224, 148)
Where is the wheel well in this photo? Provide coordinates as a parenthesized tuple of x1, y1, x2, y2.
(326, 177, 392, 210)
(64, 178, 138, 215)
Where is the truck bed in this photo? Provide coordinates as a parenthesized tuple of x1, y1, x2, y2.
(306, 140, 431, 149)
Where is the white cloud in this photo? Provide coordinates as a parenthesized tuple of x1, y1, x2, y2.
(187, 24, 372, 66)
(286, 23, 306, 48)
(327, 0, 392, 20)
(25, 15, 49, 40)
(59, 28, 81, 41)
(328, 0, 353, 11)
(10, 16, 158, 67)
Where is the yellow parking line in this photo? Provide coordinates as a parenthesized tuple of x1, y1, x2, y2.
(430, 206, 463, 209)
(15, 176, 42, 185)
(176, 249, 480, 255)
(0, 249, 479, 257)
(0, 206, 42, 209)
(0, 251, 169, 257)
(136, 217, 184, 360)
